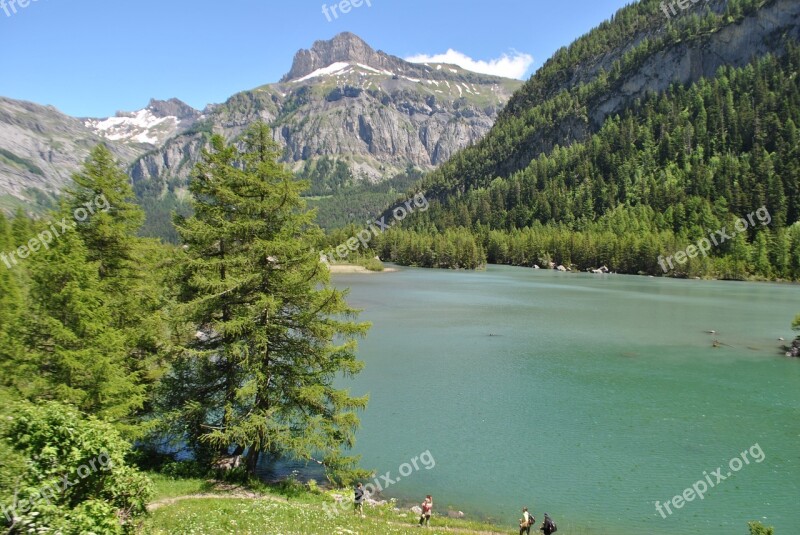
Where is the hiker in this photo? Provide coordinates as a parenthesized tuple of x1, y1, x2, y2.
(353, 482, 365, 517)
(540, 512, 557, 535)
(519, 506, 534, 535)
(418, 495, 433, 527)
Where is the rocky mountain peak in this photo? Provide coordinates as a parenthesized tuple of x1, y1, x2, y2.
(281, 32, 402, 82)
(146, 98, 199, 120)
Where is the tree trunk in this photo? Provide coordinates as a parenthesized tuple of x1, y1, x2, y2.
(246, 447, 261, 474)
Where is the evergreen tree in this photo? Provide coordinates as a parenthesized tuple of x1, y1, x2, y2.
(169, 124, 370, 480)
(67, 144, 145, 281)
(12, 229, 143, 427)
(0, 214, 23, 388)
(66, 145, 168, 432)
(0, 214, 20, 335)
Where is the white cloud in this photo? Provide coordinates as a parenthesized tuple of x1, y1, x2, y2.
(405, 49, 533, 79)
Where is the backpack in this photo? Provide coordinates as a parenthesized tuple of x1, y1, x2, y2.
(548, 519, 557, 533)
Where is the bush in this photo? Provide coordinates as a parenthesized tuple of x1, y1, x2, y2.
(358, 256, 385, 272)
(749, 521, 775, 535)
(160, 460, 209, 479)
(0, 401, 153, 534)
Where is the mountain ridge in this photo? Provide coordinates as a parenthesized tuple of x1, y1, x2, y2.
(0, 32, 522, 222)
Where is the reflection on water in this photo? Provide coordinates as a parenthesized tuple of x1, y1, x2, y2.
(255, 455, 327, 484)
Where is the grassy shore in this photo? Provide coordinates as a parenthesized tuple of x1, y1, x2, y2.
(141, 474, 507, 534)
(140, 474, 774, 534)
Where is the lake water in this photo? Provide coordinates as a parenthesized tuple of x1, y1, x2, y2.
(332, 265, 800, 535)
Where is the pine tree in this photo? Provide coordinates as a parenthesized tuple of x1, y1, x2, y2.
(171, 124, 370, 480)
(0, 214, 20, 333)
(0, 214, 23, 389)
(13, 229, 143, 427)
(65, 145, 167, 436)
(66, 144, 145, 281)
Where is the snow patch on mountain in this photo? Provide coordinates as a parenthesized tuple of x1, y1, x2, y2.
(86, 109, 177, 145)
(294, 62, 352, 82)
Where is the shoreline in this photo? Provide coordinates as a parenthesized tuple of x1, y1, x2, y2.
(327, 264, 398, 274)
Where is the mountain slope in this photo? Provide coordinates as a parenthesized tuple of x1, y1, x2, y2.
(0, 97, 151, 213)
(125, 32, 521, 240)
(129, 32, 521, 190)
(419, 0, 800, 199)
(373, 0, 800, 280)
(84, 98, 201, 147)
(0, 97, 200, 213)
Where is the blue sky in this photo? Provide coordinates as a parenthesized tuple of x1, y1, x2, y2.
(0, 0, 635, 118)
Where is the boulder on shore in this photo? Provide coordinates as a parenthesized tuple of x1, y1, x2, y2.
(212, 455, 241, 471)
(785, 338, 800, 358)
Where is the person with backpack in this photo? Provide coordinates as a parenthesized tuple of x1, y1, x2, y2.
(519, 506, 534, 535)
(540, 512, 557, 535)
(417, 495, 433, 527)
(353, 482, 365, 517)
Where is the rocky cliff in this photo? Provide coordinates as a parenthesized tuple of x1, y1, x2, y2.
(128, 32, 522, 192)
(486, 0, 800, 183)
(0, 98, 149, 212)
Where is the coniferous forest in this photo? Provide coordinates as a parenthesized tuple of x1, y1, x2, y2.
(0, 126, 371, 532)
(376, 47, 800, 279)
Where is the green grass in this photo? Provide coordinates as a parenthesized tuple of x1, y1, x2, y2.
(141, 474, 768, 534)
(149, 473, 216, 500)
(0, 148, 44, 176)
(142, 476, 506, 535)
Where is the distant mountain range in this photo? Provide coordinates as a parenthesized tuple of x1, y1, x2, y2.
(0, 32, 522, 226)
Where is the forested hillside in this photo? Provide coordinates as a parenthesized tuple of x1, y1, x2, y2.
(374, 0, 800, 279)
(0, 126, 370, 532)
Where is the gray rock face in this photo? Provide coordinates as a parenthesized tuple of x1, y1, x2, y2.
(591, 0, 800, 127)
(128, 33, 522, 191)
(0, 97, 146, 210)
(0, 33, 521, 211)
(129, 132, 208, 186)
(146, 98, 200, 122)
(498, 0, 800, 175)
(281, 32, 399, 82)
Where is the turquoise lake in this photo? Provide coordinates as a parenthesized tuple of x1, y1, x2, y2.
(331, 265, 800, 535)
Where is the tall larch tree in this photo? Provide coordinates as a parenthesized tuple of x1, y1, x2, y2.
(169, 123, 369, 480)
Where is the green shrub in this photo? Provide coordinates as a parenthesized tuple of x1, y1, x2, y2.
(160, 460, 209, 479)
(0, 401, 153, 534)
(358, 256, 385, 271)
(749, 521, 775, 535)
